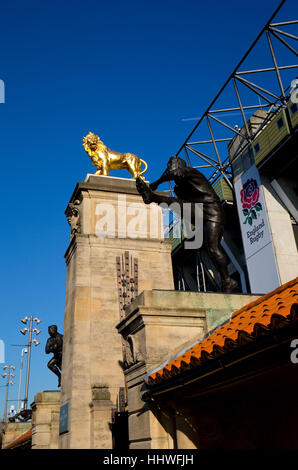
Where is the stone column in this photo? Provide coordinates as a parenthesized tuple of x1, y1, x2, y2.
(117, 290, 207, 449)
(31, 391, 60, 449)
(174, 408, 199, 449)
(117, 290, 259, 449)
(89, 384, 113, 449)
(60, 175, 174, 449)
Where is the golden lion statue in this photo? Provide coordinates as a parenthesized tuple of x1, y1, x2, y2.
(82, 132, 148, 179)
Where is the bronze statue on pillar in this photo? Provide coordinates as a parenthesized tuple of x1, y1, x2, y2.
(136, 156, 238, 293)
(45, 325, 63, 387)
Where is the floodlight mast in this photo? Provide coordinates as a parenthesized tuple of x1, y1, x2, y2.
(2, 365, 15, 422)
(19, 315, 41, 411)
(24, 318, 32, 410)
(17, 348, 28, 412)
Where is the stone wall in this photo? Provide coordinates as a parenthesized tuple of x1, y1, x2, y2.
(1, 422, 32, 449)
(31, 390, 60, 449)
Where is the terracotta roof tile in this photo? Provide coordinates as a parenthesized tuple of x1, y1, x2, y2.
(147, 277, 298, 386)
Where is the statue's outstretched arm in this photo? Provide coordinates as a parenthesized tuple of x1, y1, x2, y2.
(136, 177, 180, 208)
(149, 169, 171, 190)
(136, 177, 198, 226)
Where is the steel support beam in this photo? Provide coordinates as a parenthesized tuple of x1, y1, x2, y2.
(266, 30, 286, 100)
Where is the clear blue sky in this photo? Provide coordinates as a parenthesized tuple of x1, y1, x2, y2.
(0, 0, 296, 412)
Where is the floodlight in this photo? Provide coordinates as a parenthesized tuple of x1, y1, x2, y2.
(20, 328, 28, 335)
(21, 316, 29, 324)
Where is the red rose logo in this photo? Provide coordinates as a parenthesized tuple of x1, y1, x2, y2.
(240, 178, 262, 225)
(241, 179, 259, 209)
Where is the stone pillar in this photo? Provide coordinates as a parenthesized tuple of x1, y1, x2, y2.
(174, 406, 200, 449)
(60, 175, 174, 449)
(124, 363, 176, 449)
(117, 290, 259, 449)
(89, 384, 113, 449)
(175, 416, 197, 449)
(31, 390, 60, 449)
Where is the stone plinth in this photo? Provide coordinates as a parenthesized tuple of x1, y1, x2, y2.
(116, 290, 260, 449)
(31, 390, 60, 449)
(60, 175, 174, 449)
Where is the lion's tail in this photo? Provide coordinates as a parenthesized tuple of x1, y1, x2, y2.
(139, 158, 148, 177)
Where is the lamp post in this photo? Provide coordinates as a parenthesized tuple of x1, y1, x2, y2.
(2, 365, 15, 422)
(20, 315, 41, 410)
(17, 348, 28, 412)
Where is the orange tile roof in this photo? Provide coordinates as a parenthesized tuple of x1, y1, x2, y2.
(147, 277, 298, 386)
(3, 428, 32, 449)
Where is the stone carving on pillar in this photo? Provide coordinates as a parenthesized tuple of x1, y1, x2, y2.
(45, 325, 63, 387)
(65, 199, 81, 239)
(124, 335, 143, 369)
(116, 251, 139, 320)
(116, 252, 141, 369)
(136, 156, 238, 293)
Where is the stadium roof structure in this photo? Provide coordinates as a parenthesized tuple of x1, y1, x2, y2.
(169, 0, 297, 194)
